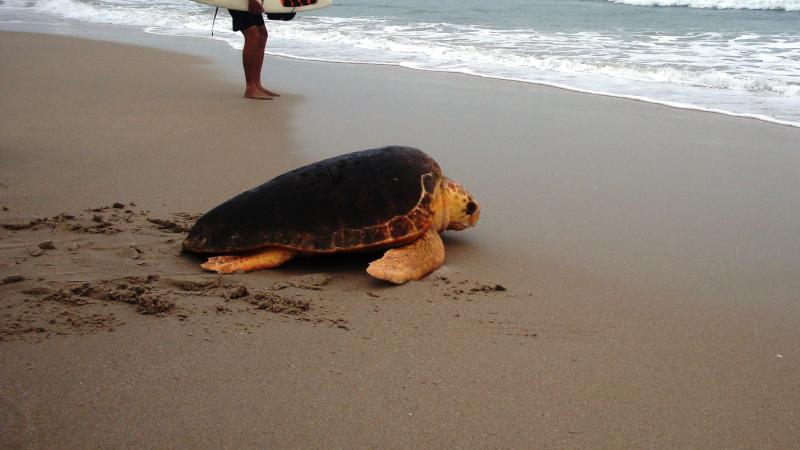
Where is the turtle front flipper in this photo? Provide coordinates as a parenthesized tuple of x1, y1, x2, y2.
(201, 248, 298, 274)
(367, 228, 445, 284)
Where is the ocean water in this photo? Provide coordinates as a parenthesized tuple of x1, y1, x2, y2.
(2, 0, 799, 126)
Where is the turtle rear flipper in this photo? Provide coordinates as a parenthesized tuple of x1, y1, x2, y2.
(201, 248, 298, 274)
(367, 228, 444, 284)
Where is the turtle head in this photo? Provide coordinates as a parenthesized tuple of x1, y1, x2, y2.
(440, 177, 480, 231)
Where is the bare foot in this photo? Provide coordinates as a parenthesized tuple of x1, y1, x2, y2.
(259, 86, 281, 97)
(244, 88, 273, 100)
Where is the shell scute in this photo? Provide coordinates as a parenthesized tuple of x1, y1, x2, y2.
(336, 228, 365, 249)
(407, 208, 431, 229)
(389, 216, 413, 239)
(363, 227, 389, 245)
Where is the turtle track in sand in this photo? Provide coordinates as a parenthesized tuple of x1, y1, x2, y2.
(0, 204, 352, 342)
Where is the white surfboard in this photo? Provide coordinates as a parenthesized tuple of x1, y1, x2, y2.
(191, 0, 332, 13)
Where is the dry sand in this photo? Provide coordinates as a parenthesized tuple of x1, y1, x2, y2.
(1, 30, 799, 448)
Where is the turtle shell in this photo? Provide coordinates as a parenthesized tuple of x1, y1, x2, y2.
(183, 146, 442, 254)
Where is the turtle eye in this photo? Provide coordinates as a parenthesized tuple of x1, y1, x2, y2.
(465, 201, 477, 215)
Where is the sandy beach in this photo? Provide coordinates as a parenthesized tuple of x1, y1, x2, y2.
(1, 29, 799, 448)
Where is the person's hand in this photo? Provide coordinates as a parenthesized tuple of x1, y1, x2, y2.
(247, 0, 264, 14)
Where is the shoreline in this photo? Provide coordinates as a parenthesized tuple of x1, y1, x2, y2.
(265, 52, 800, 129)
(2, 29, 800, 448)
(1, 20, 798, 129)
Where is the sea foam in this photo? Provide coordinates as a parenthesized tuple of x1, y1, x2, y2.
(271, 17, 800, 97)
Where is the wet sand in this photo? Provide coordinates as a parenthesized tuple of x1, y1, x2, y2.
(1, 30, 799, 448)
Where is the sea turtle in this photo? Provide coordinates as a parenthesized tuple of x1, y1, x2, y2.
(182, 146, 480, 284)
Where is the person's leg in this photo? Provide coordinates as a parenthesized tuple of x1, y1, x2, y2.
(242, 25, 271, 100)
(252, 25, 280, 97)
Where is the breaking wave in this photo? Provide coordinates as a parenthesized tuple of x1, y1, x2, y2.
(605, 0, 800, 10)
